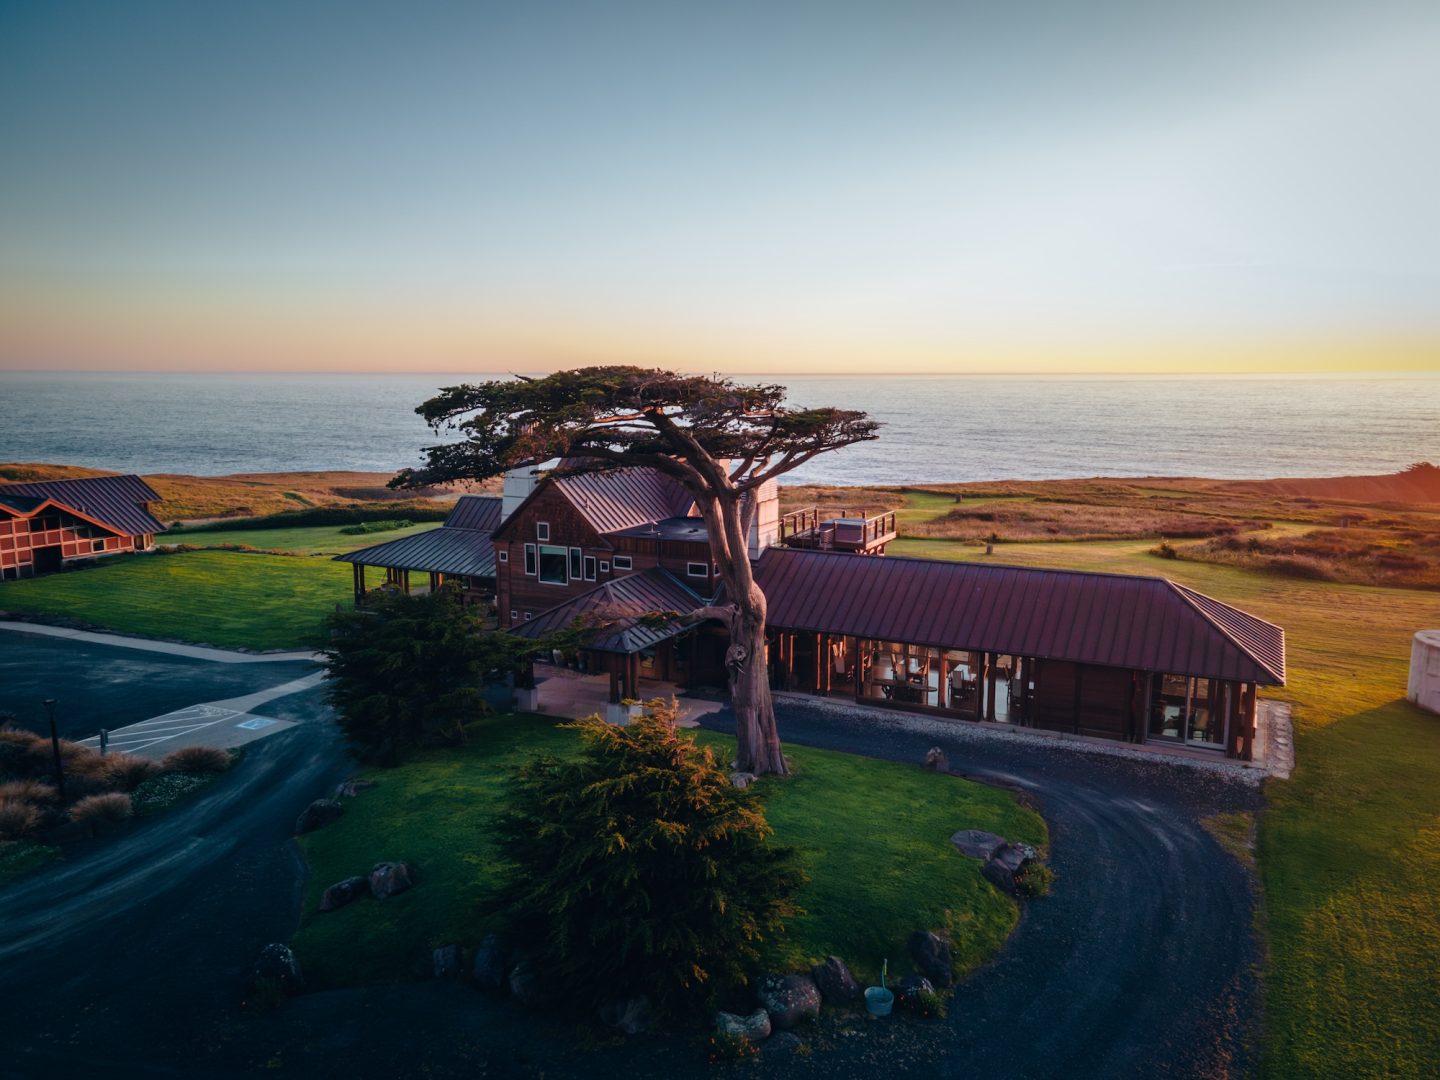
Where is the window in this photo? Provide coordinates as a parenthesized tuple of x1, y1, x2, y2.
(510, 609, 517, 620)
(687, 562, 709, 578)
(584, 555, 597, 581)
(524, 611, 533, 621)
(538, 545, 568, 585)
(497, 550, 508, 563)
(599, 561, 609, 573)
(536, 522, 550, 541)
(569, 547, 582, 580)
(92, 540, 104, 552)
(612, 555, 632, 571)
(523, 543, 537, 576)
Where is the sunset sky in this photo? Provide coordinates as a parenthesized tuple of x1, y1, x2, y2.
(1, 1, 1437, 375)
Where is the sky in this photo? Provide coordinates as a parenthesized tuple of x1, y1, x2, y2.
(1, 0, 1437, 375)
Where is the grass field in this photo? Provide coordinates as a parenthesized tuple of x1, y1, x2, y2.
(0, 550, 350, 650)
(293, 713, 1045, 992)
(889, 501, 1440, 1079)
(170, 521, 440, 555)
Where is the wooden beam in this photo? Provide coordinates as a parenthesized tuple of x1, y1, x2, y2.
(1240, 682, 1257, 761)
(609, 660, 621, 704)
(985, 652, 997, 722)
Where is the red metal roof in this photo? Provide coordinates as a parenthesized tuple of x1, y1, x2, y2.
(0, 475, 165, 536)
(553, 469, 697, 535)
(752, 548, 1285, 685)
(510, 569, 705, 653)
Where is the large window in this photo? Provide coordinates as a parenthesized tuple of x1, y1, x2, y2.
(612, 555, 632, 571)
(1149, 674, 1225, 747)
(538, 545, 568, 585)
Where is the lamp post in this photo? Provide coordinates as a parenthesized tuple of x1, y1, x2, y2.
(43, 698, 66, 804)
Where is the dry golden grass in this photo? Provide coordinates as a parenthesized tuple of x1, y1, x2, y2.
(1172, 527, 1440, 589)
(908, 499, 1260, 542)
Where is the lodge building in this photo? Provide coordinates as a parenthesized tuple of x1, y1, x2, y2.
(337, 466, 1284, 761)
(0, 475, 165, 580)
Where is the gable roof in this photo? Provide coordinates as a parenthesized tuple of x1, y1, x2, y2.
(0, 475, 165, 536)
(552, 469, 697, 536)
(751, 547, 1286, 685)
(509, 568, 706, 653)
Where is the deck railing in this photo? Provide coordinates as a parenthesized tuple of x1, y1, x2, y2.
(778, 507, 897, 550)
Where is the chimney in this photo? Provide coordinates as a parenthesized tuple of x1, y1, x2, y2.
(501, 466, 539, 521)
(747, 478, 780, 558)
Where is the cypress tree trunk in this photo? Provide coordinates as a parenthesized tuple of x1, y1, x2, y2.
(726, 585, 787, 776)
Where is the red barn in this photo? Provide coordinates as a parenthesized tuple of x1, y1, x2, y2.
(0, 475, 165, 580)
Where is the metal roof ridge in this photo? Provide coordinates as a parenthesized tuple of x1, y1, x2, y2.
(762, 544, 1178, 585)
(1165, 580, 1286, 682)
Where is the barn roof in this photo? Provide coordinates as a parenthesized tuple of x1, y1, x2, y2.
(0, 475, 165, 536)
(335, 508, 499, 580)
(751, 547, 1286, 685)
(509, 569, 705, 654)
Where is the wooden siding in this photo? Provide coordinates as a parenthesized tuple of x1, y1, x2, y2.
(0, 508, 138, 579)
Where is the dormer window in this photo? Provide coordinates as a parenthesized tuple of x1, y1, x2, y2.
(536, 522, 550, 541)
(687, 562, 708, 578)
(612, 556, 632, 571)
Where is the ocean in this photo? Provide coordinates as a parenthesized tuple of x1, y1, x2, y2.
(1, 372, 1437, 486)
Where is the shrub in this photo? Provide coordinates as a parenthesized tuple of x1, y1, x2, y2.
(899, 986, 949, 1019)
(338, 519, 413, 535)
(104, 754, 161, 792)
(1153, 540, 1178, 559)
(1015, 862, 1055, 897)
(0, 779, 58, 805)
(69, 792, 133, 829)
(0, 729, 52, 778)
(0, 799, 43, 840)
(131, 772, 212, 815)
(159, 745, 232, 775)
(705, 1031, 759, 1062)
(176, 504, 448, 533)
(497, 701, 807, 1015)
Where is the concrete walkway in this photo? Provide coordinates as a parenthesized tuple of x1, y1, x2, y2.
(78, 670, 325, 757)
(0, 621, 320, 664)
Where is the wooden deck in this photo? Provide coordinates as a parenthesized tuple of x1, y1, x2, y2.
(779, 507, 897, 553)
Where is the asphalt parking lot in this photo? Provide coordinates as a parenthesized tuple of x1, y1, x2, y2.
(0, 626, 319, 740)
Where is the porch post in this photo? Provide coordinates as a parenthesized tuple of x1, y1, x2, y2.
(814, 633, 824, 693)
(984, 652, 997, 722)
(1240, 682, 1257, 761)
(608, 659, 621, 705)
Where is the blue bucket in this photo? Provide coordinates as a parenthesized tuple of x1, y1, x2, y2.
(864, 986, 894, 1017)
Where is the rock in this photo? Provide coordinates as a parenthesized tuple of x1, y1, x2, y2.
(755, 973, 821, 1030)
(715, 1007, 772, 1042)
(894, 974, 934, 1006)
(908, 930, 954, 988)
(764, 1032, 805, 1057)
(335, 778, 378, 798)
(598, 994, 655, 1035)
(508, 958, 551, 1006)
(810, 955, 861, 1004)
(369, 860, 417, 899)
(729, 771, 757, 790)
(254, 943, 304, 991)
(982, 841, 1039, 895)
(951, 829, 1008, 860)
(295, 798, 344, 834)
(472, 932, 511, 991)
(923, 746, 949, 772)
(318, 875, 370, 912)
(433, 944, 463, 979)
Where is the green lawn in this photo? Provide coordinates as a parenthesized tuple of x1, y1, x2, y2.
(293, 713, 1045, 991)
(171, 521, 440, 555)
(0, 550, 351, 650)
(894, 502, 1440, 1079)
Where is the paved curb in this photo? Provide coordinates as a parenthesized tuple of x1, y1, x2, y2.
(0, 621, 321, 664)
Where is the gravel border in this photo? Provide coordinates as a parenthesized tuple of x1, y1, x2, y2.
(773, 691, 1280, 786)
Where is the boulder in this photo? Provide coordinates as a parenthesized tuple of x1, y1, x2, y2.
(295, 798, 344, 834)
(729, 771, 757, 790)
(433, 944, 463, 979)
(923, 746, 949, 772)
(764, 1032, 805, 1057)
(508, 958, 551, 1006)
(908, 931, 954, 988)
(715, 1007, 772, 1042)
(598, 994, 655, 1036)
(893, 974, 934, 1007)
(951, 829, 1007, 861)
(335, 778, 378, 799)
(254, 943, 304, 991)
(369, 860, 417, 899)
(810, 955, 861, 1004)
(755, 973, 821, 1030)
(982, 841, 1038, 895)
(318, 875, 370, 912)
(472, 932, 511, 991)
